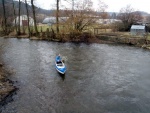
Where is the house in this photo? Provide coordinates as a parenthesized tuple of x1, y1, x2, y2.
(130, 25, 146, 36)
(13, 15, 34, 26)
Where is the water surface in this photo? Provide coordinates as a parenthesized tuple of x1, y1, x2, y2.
(0, 38, 150, 113)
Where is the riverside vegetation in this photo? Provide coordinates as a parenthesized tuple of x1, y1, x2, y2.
(0, 62, 16, 106)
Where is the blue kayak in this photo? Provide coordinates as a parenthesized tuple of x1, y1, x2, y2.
(55, 55, 66, 74)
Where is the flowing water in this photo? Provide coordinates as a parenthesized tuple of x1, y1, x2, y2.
(0, 37, 150, 113)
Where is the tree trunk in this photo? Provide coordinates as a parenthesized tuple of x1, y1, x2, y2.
(18, 0, 21, 35)
(2, 0, 7, 34)
(56, 0, 59, 33)
(31, 0, 38, 36)
(12, 0, 17, 34)
(25, 0, 31, 37)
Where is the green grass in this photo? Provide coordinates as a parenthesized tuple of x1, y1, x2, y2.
(147, 34, 150, 40)
(37, 24, 73, 33)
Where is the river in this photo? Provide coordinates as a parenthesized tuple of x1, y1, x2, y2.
(0, 37, 150, 113)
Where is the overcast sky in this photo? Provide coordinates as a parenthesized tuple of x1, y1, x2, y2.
(35, 0, 150, 13)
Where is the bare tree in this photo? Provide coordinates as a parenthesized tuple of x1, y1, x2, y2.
(2, 0, 7, 33)
(62, 0, 108, 33)
(67, 0, 96, 32)
(56, 0, 60, 33)
(146, 16, 150, 23)
(31, 0, 38, 36)
(12, 0, 17, 33)
(145, 16, 150, 32)
(17, 0, 21, 35)
(97, 0, 108, 20)
(117, 5, 143, 31)
(25, 0, 31, 37)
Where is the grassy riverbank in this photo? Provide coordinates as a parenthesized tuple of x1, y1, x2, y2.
(7, 31, 150, 50)
(95, 32, 150, 50)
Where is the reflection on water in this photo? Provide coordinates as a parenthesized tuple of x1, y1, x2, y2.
(0, 38, 150, 113)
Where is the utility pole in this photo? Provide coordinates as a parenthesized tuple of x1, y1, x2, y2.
(64, 0, 75, 29)
(72, 0, 74, 30)
(64, 0, 74, 19)
(72, 0, 74, 17)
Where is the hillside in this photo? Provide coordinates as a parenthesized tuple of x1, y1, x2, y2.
(0, 0, 53, 16)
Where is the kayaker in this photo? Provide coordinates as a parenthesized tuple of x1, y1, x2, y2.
(56, 54, 61, 63)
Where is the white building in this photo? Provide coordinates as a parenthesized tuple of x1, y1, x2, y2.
(13, 15, 34, 26)
(130, 25, 146, 36)
(42, 17, 69, 25)
(96, 19, 122, 24)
